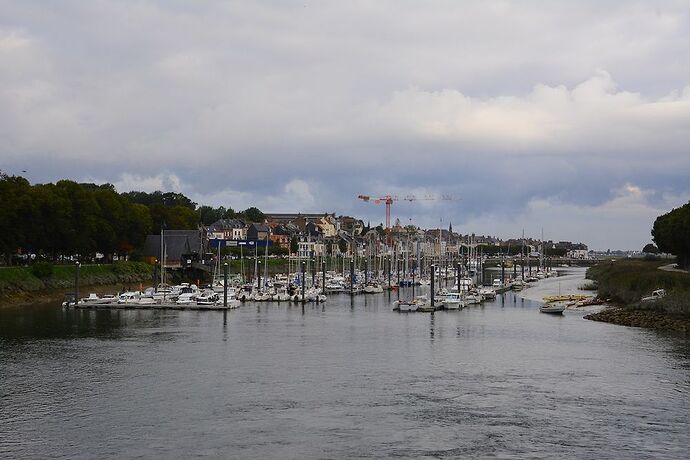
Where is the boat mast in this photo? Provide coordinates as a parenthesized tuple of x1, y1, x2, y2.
(160, 225, 164, 287)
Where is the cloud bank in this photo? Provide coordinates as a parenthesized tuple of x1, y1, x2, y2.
(1, 1, 689, 249)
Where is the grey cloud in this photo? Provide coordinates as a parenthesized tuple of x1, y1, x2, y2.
(1, 1, 689, 249)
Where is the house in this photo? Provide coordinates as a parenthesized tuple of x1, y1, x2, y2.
(247, 223, 271, 241)
(567, 249, 589, 259)
(143, 230, 205, 268)
(268, 224, 291, 248)
(207, 218, 247, 241)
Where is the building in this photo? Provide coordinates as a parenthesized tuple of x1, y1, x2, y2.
(568, 249, 589, 259)
(143, 230, 205, 268)
(247, 223, 271, 241)
(206, 218, 247, 241)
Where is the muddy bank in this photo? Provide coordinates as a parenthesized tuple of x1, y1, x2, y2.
(0, 283, 143, 308)
(585, 308, 690, 334)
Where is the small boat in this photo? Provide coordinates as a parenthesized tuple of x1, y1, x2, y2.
(196, 291, 220, 305)
(478, 287, 496, 299)
(540, 301, 567, 314)
(442, 291, 464, 310)
(363, 282, 384, 294)
(394, 296, 428, 312)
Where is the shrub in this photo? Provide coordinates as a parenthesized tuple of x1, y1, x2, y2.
(31, 261, 54, 279)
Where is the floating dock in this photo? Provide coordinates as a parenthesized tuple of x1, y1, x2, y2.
(70, 302, 238, 311)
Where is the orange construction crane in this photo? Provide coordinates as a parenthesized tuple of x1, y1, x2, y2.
(357, 194, 457, 230)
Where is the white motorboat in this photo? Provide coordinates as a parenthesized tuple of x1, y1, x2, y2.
(176, 292, 198, 305)
(478, 287, 496, 299)
(442, 291, 464, 310)
(196, 291, 220, 305)
(363, 282, 384, 294)
(118, 291, 141, 304)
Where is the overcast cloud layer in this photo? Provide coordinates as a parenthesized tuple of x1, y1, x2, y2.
(2, 1, 689, 250)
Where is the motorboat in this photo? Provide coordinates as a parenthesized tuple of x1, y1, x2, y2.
(118, 291, 141, 304)
(478, 287, 496, 299)
(442, 291, 464, 310)
(196, 291, 220, 305)
(363, 282, 384, 294)
(176, 292, 198, 305)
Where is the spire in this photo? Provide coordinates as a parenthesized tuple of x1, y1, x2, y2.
(449, 221, 452, 233)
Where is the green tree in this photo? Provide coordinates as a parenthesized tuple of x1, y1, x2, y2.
(0, 173, 34, 263)
(652, 201, 690, 268)
(642, 243, 659, 254)
(199, 205, 224, 226)
(290, 236, 298, 254)
(240, 207, 265, 223)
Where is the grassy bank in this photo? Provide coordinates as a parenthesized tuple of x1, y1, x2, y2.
(0, 262, 154, 305)
(585, 259, 690, 332)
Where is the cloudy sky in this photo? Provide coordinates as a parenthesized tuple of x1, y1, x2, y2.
(1, 1, 689, 250)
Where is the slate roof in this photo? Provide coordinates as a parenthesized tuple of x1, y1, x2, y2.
(144, 230, 203, 261)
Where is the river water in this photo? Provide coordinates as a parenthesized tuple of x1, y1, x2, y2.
(1, 289, 689, 459)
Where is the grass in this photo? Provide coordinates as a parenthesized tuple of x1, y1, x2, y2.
(587, 259, 690, 318)
(0, 262, 154, 299)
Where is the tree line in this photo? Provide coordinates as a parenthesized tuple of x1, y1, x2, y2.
(0, 173, 264, 265)
(652, 201, 690, 269)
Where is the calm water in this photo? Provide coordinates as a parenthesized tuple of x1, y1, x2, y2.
(1, 290, 689, 459)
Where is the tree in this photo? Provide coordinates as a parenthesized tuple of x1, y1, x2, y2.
(290, 236, 298, 254)
(338, 238, 348, 255)
(0, 173, 34, 263)
(642, 243, 659, 254)
(240, 206, 265, 223)
(199, 205, 225, 226)
(652, 201, 690, 268)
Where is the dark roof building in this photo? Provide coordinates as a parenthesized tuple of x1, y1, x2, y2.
(143, 230, 205, 268)
(247, 223, 271, 241)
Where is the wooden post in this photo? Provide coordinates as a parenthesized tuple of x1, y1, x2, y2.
(321, 261, 326, 295)
(387, 257, 391, 291)
(431, 264, 435, 308)
(301, 261, 306, 303)
(223, 262, 228, 308)
(74, 261, 80, 306)
(501, 256, 505, 283)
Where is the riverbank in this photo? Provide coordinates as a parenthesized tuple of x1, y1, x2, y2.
(583, 259, 690, 333)
(0, 262, 153, 308)
(585, 308, 690, 334)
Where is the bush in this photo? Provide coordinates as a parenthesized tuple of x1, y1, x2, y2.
(31, 261, 54, 279)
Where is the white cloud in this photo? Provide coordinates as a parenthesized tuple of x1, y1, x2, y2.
(371, 71, 690, 153)
(460, 184, 690, 251)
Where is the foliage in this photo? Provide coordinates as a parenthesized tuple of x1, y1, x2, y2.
(239, 207, 265, 223)
(642, 243, 659, 254)
(290, 236, 298, 254)
(338, 238, 348, 254)
(587, 259, 690, 317)
(0, 262, 154, 300)
(652, 201, 690, 268)
(31, 262, 54, 279)
(0, 174, 265, 264)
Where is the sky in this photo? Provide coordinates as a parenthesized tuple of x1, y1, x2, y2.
(1, 1, 689, 250)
